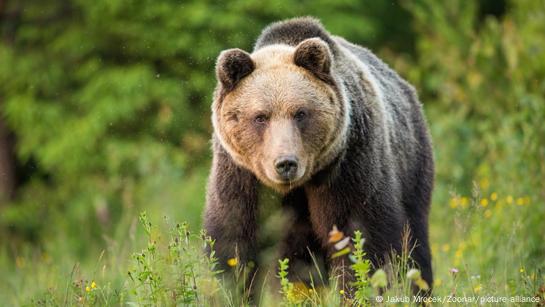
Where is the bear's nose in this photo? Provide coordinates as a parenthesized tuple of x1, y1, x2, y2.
(274, 156, 299, 180)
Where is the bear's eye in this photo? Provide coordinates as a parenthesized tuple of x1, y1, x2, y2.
(254, 114, 268, 124)
(294, 110, 307, 121)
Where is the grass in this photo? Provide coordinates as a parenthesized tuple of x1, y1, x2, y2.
(1, 178, 543, 306)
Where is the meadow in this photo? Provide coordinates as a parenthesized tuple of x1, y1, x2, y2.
(0, 0, 544, 305)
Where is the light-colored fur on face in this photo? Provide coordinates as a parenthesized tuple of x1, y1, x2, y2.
(212, 44, 349, 193)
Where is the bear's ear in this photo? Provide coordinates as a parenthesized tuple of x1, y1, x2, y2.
(216, 48, 255, 92)
(293, 38, 332, 79)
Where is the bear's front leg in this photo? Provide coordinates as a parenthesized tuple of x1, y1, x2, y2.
(305, 176, 405, 297)
(305, 183, 358, 294)
(204, 147, 259, 283)
(278, 189, 327, 287)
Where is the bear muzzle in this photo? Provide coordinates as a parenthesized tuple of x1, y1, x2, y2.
(274, 155, 299, 181)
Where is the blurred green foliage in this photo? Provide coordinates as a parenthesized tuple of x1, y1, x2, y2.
(0, 0, 413, 250)
(0, 0, 544, 304)
(402, 0, 545, 272)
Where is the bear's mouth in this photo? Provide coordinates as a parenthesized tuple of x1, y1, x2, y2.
(266, 169, 307, 190)
(269, 176, 302, 185)
(267, 178, 305, 193)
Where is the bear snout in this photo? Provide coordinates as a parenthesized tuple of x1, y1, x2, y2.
(274, 155, 299, 181)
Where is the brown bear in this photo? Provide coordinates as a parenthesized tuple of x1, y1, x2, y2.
(204, 17, 434, 294)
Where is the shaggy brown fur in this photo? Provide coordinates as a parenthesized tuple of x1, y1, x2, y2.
(205, 17, 434, 296)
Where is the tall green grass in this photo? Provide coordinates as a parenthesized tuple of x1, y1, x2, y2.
(2, 186, 542, 306)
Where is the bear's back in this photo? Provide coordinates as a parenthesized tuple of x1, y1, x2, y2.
(254, 16, 337, 53)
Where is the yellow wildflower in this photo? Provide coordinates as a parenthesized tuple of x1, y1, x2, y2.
(474, 284, 482, 293)
(506, 195, 513, 204)
(441, 244, 450, 252)
(227, 257, 238, 267)
(479, 178, 489, 190)
(449, 198, 458, 208)
(490, 192, 498, 201)
(516, 197, 524, 206)
(519, 267, 525, 273)
(480, 198, 489, 207)
(91, 281, 96, 289)
(416, 279, 429, 291)
(455, 249, 463, 259)
(85, 286, 91, 292)
(460, 197, 469, 208)
(339, 289, 345, 295)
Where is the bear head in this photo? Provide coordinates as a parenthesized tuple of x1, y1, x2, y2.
(212, 38, 350, 193)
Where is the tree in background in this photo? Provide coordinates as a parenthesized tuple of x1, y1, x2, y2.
(0, 0, 17, 207)
(0, 115, 15, 206)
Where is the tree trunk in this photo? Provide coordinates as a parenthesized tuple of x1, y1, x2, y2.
(0, 0, 18, 206)
(0, 113, 15, 206)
